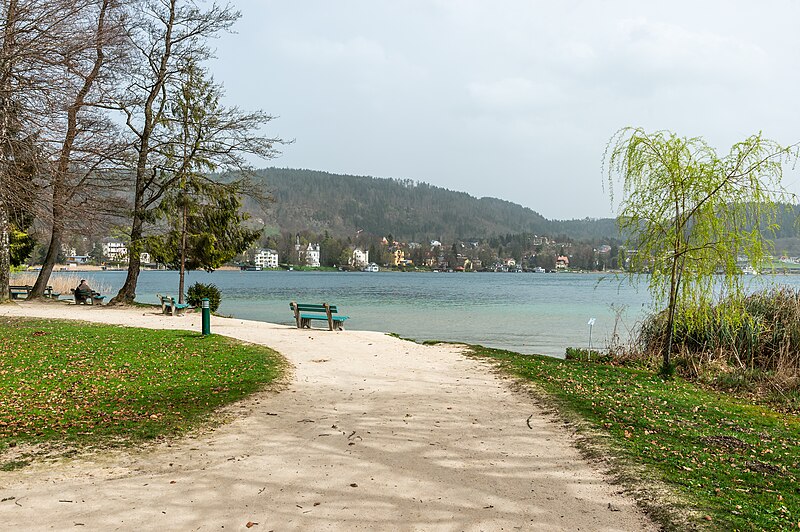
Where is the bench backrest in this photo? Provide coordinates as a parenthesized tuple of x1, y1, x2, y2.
(9, 285, 30, 298)
(290, 302, 338, 314)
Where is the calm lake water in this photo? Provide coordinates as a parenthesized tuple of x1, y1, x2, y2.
(49, 270, 800, 357)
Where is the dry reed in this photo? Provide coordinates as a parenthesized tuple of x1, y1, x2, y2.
(637, 287, 800, 389)
(10, 272, 113, 296)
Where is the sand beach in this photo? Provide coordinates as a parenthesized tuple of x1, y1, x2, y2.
(0, 301, 655, 531)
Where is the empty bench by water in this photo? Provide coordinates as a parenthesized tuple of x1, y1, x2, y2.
(289, 302, 349, 331)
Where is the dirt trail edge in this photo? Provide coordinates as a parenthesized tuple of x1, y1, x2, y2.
(0, 302, 655, 531)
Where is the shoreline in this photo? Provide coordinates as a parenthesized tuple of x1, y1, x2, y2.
(0, 301, 655, 530)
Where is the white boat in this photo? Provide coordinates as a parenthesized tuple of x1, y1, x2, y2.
(533, 266, 546, 273)
(363, 263, 379, 272)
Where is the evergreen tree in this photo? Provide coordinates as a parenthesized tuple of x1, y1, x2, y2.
(145, 60, 263, 301)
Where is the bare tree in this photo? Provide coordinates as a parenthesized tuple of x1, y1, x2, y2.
(28, 0, 130, 299)
(109, 0, 241, 305)
(0, 0, 88, 302)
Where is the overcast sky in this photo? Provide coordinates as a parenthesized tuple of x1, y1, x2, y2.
(209, 1, 800, 220)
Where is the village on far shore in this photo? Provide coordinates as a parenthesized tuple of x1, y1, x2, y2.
(27, 232, 620, 274)
(28, 231, 800, 275)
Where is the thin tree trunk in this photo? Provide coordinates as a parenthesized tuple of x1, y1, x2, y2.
(178, 190, 187, 303)
(0, 202, 9, 302)
(662, 190, 683, 375)
(664, 262, 679, 373)
(0, 0, 17, 303)
(111, 213, 143, 304)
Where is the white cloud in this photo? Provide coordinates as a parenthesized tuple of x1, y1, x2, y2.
(467, 77, 565, 111)
(611, 17, 771, 85)
(282, 36, 388, 66)
(210, 1, 800, 219)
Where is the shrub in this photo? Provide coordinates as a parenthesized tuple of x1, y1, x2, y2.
(186, 282, 221, 312)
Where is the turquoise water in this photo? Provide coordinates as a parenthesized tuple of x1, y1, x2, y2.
(51, 270, 800, 357)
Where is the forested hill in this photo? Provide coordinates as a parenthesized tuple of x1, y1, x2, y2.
(247, 168, 619, 242)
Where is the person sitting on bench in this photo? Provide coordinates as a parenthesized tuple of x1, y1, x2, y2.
(74, 279, 92, 304)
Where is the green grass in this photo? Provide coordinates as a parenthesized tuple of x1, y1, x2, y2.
(0, 317, 285, 453)
(469, 345, 800, 531)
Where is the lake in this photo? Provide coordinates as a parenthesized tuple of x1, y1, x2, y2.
(51, 270, 800, 357)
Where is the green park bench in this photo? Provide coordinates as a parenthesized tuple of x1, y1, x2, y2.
(71, 288, 104, 305)
(158, 294, 189, 316)
(289, 301, 349, 331)
(10, 285, 61, 300)
(9, 285, 30, 299)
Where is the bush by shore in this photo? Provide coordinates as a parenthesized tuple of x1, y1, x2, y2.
(636, 287, 800, 405)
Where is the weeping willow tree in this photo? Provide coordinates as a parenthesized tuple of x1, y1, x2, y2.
(604, 127, 798, 374)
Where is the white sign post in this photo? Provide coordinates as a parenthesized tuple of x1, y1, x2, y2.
(587, 318, 596, 359)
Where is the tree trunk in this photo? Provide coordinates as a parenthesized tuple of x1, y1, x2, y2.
(29, 218, 64, 300)
(178, 190, 187, 304)
(664, 274, 678, 374)
(0, 0, 17, 303)
(110, 211, 142, 305)
(111, 0, 178, 306)
(0, 202, 10, 303)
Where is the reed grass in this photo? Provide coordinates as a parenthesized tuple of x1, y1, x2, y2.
(637, 287, 800, 396)
(9, 272, 113, 296)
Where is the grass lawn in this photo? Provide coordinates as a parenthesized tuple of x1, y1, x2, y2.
(469, 345, 800, 531)
(0, 317, 285, 463)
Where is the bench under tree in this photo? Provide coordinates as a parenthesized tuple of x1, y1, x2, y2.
(9, 285, 61, 299)
(158, 294, 190, 316)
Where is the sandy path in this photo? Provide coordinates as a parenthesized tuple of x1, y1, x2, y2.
(0, 302, 654, 531)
